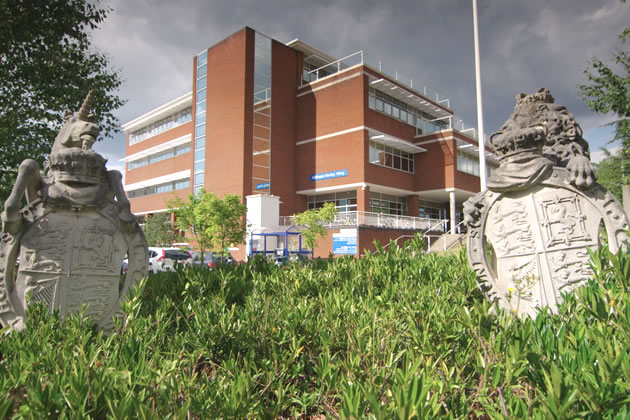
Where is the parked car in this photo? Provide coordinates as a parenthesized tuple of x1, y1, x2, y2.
(121, 257, 128, 275)
(148, 247, 192, 274)
(191, 252, 233, 269)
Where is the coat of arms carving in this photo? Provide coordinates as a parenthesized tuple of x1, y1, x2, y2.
(464, 88, 628, 317)
(0, 92, 148, 331)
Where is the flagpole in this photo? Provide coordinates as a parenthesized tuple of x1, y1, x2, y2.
(472, 0, 487, 191)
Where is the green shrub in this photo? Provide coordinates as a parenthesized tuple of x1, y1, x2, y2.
(1, 240, 629, 418)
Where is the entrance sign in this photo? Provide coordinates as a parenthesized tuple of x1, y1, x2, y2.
(310, 169, 348, 182)
(333, 229, 357, 255)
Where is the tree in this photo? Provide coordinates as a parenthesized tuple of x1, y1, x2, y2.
(593, 148, 625, 202)
(579, 28, 630, 161)
(168, 191, 247, 264)
(143, 213, 180, 247)
(292, 202, 338, 250)
(0, 0, 125, 207)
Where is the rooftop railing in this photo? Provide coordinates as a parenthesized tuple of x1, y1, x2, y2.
(416, 114, 489, 143)
(301, 50, 450, 108)
(279, 211, 447, 232)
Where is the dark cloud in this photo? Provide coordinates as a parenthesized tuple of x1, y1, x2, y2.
(91, 0, 630, 165)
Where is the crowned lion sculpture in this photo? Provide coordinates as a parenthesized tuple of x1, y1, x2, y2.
(463, 88, 627, 317)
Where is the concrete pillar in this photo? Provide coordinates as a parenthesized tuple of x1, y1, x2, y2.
(623, 185, 630, 218)
(449, 190, 456, 234)
(407, 194, 419, 217)
(245, 194, 280, 260)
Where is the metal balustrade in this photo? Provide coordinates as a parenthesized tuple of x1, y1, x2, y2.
(301, 50, 450, 108)
(279, 211, 447, 232)
(415, 114, 489, 141)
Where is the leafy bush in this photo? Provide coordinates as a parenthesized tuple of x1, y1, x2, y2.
(1, 239, 629, 418)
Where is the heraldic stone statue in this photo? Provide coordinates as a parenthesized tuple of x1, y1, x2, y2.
(0, 92, 148, 331)
(464, 88, 628, 317)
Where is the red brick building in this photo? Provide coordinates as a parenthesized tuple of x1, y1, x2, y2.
(122, 27, 495, 259)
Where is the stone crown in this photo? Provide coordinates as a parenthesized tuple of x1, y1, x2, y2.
(47, 148, 107, 185)
(489, 125, 546, 162)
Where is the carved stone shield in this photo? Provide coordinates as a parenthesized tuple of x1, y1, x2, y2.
(467, 169, 628, 317)
(0, 200, 148, 331)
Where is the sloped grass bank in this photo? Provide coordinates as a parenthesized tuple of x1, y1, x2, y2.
(1, 239, 630, 418)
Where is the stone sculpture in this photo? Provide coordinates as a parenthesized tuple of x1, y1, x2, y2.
(464, 88, 628, 317)
(0, 92, 148, 331)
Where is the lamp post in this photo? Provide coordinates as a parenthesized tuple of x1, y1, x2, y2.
(472, 0, 487, 191)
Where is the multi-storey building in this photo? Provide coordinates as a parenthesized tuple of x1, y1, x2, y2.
(122, 27, 495, 259)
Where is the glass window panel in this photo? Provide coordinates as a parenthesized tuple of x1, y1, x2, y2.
(196, 112, 206, 124)
(255, 50, 271, 67)
(195, 137, 205, 150)
(256, 61, 271, 78)
(369, 95, 375, 109)
(197, 64, 207, 78)
(375, 98, 383, 111)
(194, 185, 204, 195)
(175, 180, 190, 190)
(194, 173, 204, 185)
(194, 148, 205, 161)
(197, 76, 207, 90)
(255, 72, 271, 89)
(194, 160, 205, 173)
(384, 102, 392, 115)
(392, 107, 400, 119)
(196, 89, 206, 102)
(195, 124, 205, 138)
(196, 100, 206, 114)
(197, 51, 207, 67)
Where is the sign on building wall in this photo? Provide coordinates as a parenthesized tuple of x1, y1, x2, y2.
(255, 182, 270, 190)
(310, 169, 348, 182)
(333, 229, 357, 255)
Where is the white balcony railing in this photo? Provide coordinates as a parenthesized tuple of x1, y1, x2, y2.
(415, 114, 490, 143)
(279, 211, 447, 232)
(301, 50, 450, 108)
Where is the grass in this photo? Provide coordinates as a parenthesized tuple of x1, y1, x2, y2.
(0, 236, 629, 418)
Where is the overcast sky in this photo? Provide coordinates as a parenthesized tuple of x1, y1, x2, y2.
(90, 0, 630, 172)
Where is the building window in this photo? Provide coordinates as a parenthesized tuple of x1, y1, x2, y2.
(456, 151, 479, 176)
(368, 87, 448, 134)
(369, 192, 407, 216)
(251, 32, 272, 194)
(127, 144, 191, 170)
(127, 179, 190, 199)
(369, 141, 414, 173)
(418, 199, 445, 219)
(308, 191, 357, 213)
(128, 109, 192, 146)
(194, 50, 208, 195)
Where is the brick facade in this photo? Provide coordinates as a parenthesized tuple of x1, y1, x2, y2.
(122, 26, 488, 259)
